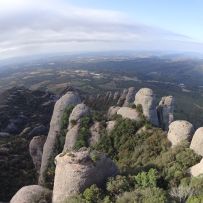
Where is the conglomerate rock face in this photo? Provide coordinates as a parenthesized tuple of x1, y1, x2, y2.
(134, 88, 158, 126)
(123, 87, 136, 107)
(107, 106, 121, 119)
(29, 135, 46, 172)
(10, 185, 52, 203)
(190, 127, 203, 156)
(52, 149, 118, 203)
(117, 107, 140, 121)
(117, 89, 128, 106)
(167, 120, 194, 146)
(39, 91, 81, 186)
(157, 96, 175, 130)
(68, 103, 90, 130)
(190, 159, 203, 177)
(89, 122, 101, 146)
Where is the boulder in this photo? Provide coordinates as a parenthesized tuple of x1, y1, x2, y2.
(190, 159, 203, 177)
(167, 120, 194, 146)
(190, 127, 203, 156)
(107, 106, 120, 119)
(106, 121, 116, 134)
(10, 185, 52, 203)
(29, 136, 46, 172)
(39, 91, 81, 186)
(117, 89, 128, 106)
(53, 149, 117, 203)
(89, 122, 101, 145)
(63, 124, 80, 152)
(68, 103, 90, 129)
(157, 96, 174, 130)
(123, 87, 136, 107)
(117, 107, 140, 121)
(134, 88, 158, 126)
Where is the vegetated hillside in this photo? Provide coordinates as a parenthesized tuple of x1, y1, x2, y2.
(5, 86, 203, 203)
(0, 87, 55, 201)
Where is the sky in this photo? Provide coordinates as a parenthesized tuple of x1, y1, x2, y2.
(0, 0, 203, 60)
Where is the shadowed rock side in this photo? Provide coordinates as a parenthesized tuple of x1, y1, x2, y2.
(167, 120, 194, 146)
(190, 127, 203, 156)
(52, 149, 118, 203)
(107, 106, 121, 120)
(10, 185, 52, 203)
(157, 96, 175, 130)
(134, 88, 158, 126)
(123, 87, 136, 107)
(117, 89, 128, 106)
(29, 136, 46, 173)
(39, 91, 81, 186)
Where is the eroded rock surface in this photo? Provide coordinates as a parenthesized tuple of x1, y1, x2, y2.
(10, 185, 52, 203)
(117, 89, 128, 106)
(106, 121, 116, 134)
(53, 149, 117, 203)
(190, 127, 203, 156)
(68, 103, 90, 129)
(63, 124, 80, 151)
(39, 91, 81, 186)
(134, 88, 158, 126)
(123, 87, 136, 107)
(117, 107, 140, 121)
(29, 136, 46, 172)
(167, 120, 194, 146)
(190, 159, 203, 177)
(89, 122, 101, 145)
(107, 106, 120, 120)
(157, 96, 174, 130)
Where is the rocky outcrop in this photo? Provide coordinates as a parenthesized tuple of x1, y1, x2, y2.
(190, 159, 203, 177)
(10, 185, 52, 203)
(68, 103, 90, 129)
(106, 121, 116, 134)
(29, 136, 46, 172)
(63, 124, 80, 152)
(134, 88, 158, 126)
(53, 149, 117, 203)
(28, 125, 48, 138)
(89, 122, 101, 145)
(190, 127, 203, 156)
(123, 87, 136, 107)
(117, 89, 128, 106)
(39, 91, 81, 186)
(157, 96, 174, 130)
(113, 91, 120, 102)
(117, 107, 140, 121)
(167, 120, 194, 146)
(107, 106, 121, 119)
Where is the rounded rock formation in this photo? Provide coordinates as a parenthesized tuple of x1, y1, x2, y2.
(89, 122, 101, 146)
(10, 185, 52, 203)
(53, 149, 117, 203)
(167, 120, 194, 146)
(29, 135, 46, 172)
(117, 107, 140, 121)
(190, 127, 203, 156)
(123, 87, 136, 107)
(157, 96, 174, 130)
(117, 89, 128, 106)
(134, 88, 158, 126)
(68, 103, 90, 129)
(190, 159, 203, 177)
(39, 91, 81, 186)
(106, 121, 116, 134)
(107, 106, 121, 120)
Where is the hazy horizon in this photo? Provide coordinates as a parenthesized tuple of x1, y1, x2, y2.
(1, 0, 203, 60)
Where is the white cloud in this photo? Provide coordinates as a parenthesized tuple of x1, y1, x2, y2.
(0, 0, 202, 59)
